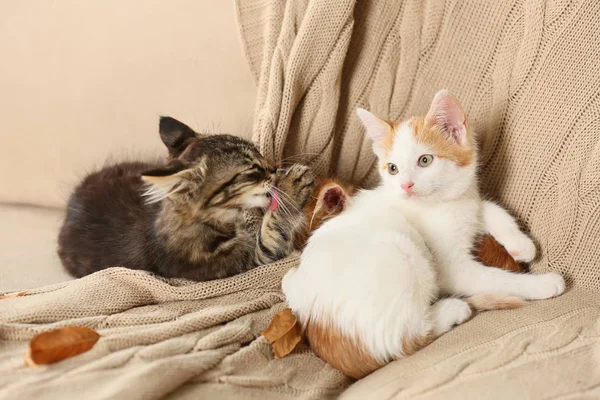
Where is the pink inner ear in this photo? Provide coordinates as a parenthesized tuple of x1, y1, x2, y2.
(426, 91, 467, 144)
(440, 118, 466, 144)
(321, 187, 346, 213)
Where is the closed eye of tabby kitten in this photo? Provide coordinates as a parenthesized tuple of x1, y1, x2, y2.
(58, 117, 315, 281)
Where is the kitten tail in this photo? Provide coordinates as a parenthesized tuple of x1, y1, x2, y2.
(466, 294, 525, 311)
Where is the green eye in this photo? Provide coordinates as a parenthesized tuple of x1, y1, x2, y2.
(418, 154, 434, 167)
(387, 163, 398, 175)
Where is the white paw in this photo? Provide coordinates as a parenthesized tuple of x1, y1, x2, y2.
(450, 299, 473, 325)
(439, 298, 472, 331)
(504, 232, 537, 262)
(526, 272, 565, 300)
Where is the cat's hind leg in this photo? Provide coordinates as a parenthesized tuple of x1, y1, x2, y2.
(440, 257, 565, 300)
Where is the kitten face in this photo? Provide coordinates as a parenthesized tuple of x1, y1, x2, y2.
(379, 119, 475, 201)
(142, 118, 276, 211)
(358, 90, 476, 202)
(179, 135, 275, 209)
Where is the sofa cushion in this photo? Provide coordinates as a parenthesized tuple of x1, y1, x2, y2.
(0, 1, 256, 208)
(237, 0, 600, 291)
(0, 205, 72, 292)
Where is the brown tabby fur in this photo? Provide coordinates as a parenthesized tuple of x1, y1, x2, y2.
(58, 117, 314, 281)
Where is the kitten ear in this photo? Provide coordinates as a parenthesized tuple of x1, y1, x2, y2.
(356, 108, 393, 157)
(424, 90, 467, 145)
(141, 160, 190, 204)
(318, 184, 347, 214)
(159, 116, 198, 158)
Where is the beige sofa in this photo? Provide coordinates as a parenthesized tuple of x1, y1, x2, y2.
(2, 1, 599, 399)
(0, 1, 255, 292)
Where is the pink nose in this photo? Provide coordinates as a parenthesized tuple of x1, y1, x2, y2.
(401, 182, 414, 192)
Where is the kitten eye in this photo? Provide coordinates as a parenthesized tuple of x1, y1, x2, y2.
(241, 164, 267, 182)
(387, 163, 399, 175)
(245, 171, 264, 182)
(417, 154, 434, 167)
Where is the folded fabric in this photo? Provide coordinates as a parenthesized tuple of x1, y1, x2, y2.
(0, 262, 350, 400)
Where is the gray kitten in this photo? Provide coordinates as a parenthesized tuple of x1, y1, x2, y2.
(58, 117, 314, 281)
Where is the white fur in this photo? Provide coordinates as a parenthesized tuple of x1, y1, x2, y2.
(482, 201, 537, 262)
(283, 188, 439, 363)
(283, 92, 565, 364)
(141, 175, 184, 204)
(240, 186, 271, 209)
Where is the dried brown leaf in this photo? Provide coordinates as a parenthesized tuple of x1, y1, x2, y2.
(263, 308, 302, 359)
(25, 326, 101, 367)
(0, 290, 28, 299)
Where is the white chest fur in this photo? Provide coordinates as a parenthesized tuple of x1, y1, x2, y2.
(399, 194, 483, 266)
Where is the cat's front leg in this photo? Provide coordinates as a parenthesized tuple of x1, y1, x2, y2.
(439, 256, 565, 300)
(254, 164, 315, 265)
(482, 201, 536, 262)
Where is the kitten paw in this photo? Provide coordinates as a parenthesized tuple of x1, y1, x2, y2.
(448, 299, 473, 326)
(526, 272, 565, 300)
(433, 298, 472, 335)
(276, 164, 315, 209)
(504, 232, 537, 262)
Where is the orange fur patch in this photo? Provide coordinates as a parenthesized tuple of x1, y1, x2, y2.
(466, 294, 525, 311)
(295, 177, 357, 250)
(408, 117, 475, 167)
(400, 331, 437, 357)
(377, 120, 398, 171)
(305, 318, 384, 380)
(473, 234, 524, 272)
(305, 315, 439, 379)
(382, 121, 397, 157)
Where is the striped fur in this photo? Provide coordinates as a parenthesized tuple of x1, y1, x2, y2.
(58, 117, 314, 281)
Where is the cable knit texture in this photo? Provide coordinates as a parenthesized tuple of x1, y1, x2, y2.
(0, 1, 599, 399)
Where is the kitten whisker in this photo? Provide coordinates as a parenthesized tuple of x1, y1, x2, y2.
(60, 116, 303, 282)
(279, 197, 297, 220)
(309, 203, 322, 230)
(276, 196, 293, 218)
(275, 190, 302, 214)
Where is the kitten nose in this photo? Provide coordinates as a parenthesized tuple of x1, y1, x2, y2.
(401, 182, 414, 193)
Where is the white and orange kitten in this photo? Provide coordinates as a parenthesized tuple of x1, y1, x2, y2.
(282, 90, 565, 379)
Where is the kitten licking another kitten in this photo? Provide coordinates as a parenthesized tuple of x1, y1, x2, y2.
(283, 90, 565, 379)
(58, 117, 314, 281)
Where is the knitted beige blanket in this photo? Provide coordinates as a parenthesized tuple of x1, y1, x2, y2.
(238, 0, 600, 290)
(2, 0, 600, 398)
(0, 261, 349, 399)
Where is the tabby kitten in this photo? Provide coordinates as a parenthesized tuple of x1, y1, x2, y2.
(58, 117, 314, 281)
